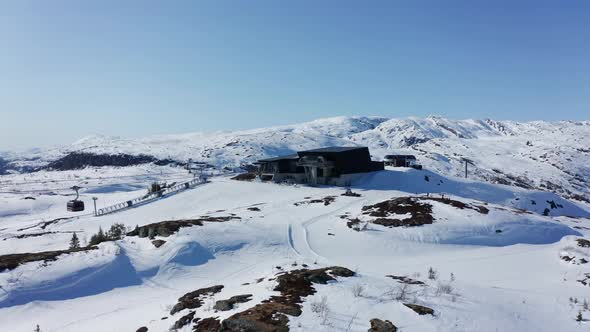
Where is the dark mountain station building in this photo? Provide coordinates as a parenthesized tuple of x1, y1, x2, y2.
(256, 146, 384, 186)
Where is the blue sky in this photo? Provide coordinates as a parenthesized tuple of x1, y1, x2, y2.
(1, 1, 589, 150)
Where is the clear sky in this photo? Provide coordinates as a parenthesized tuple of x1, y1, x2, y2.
(1, 1, 589, 150)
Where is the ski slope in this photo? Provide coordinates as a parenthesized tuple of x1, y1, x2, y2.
(0, 166, 589, 331)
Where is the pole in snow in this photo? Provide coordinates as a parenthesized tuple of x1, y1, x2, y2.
(465, 160, 468, 178)
(461, 158, 474, 179)
(92, 197, 98, 216)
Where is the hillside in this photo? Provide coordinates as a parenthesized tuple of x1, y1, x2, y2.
(0, 167, 589, 331)
(2, 116, 589, 204)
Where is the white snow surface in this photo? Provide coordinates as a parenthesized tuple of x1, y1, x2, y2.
(0, 165, 589, 331)
(1, 116, 590, 331)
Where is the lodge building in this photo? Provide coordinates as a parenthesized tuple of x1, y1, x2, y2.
(255, 146, 384, 186)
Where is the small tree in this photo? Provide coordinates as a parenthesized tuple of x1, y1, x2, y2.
(576, 311, 583, 322)
(107, 223, 127, 240)
(428, 267, 438, 280)
(69, 232, 80, 249)
(89, 227, 106, 246)
(34, 325, 41, 332)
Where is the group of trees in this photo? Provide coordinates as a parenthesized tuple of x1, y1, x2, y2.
(68, 223, 128, 249)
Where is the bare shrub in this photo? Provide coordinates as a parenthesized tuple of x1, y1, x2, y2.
(310, 296, 330, 325)
(435, 282, 453, 296)
(428, 267, 438, 280)
(352, 284, 365, 298)
(383, 283, 417, 302)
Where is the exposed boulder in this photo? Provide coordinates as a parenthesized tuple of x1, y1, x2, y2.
(213, 294, 252, 311)
(403, 303, 435, 315)
(194, 317, 222, 331)
(172, 311, 195, 330)
(170, 285, 224, 315)
(577, 238, 590, 248)
(151, 239, 166, 248)
(368, 318, 397, 332)
(386, 275, 425, 285)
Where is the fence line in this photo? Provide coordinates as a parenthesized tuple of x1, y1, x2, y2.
(96, 177, 206, 216)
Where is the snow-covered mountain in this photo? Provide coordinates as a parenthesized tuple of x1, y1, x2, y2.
(3, 116, 590, 202)
(2, 117, 590, 331)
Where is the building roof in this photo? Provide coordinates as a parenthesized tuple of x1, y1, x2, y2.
(257, 154, 299, 163)
(299, 146, 367, 153)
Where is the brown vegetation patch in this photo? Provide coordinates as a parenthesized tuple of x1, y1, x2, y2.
(420, 197, 489, 214)
(213, 294, 253, 311)
(359, 197, 434, 228)
(170, 285, 224, 315)
(173, 311, 196, 330)
(403, 303, 435, 315)
(127, 216, 240, 238)
(294, 196, 336, 206)
(231, 173, 257, 181)
(193, 317, 222, 331)
(164, 267, 354, 331)
(221, 266, 354, 331)
(0, 246, 98, 272)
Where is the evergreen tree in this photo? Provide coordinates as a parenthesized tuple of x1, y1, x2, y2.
(69, 232, 80, 249)
(89, 227, 106, 246)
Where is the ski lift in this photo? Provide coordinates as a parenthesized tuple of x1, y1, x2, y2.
(67, 186, 85, 212)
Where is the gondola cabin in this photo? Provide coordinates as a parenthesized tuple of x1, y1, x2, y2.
(67, 200, 85, 212)
(67, 185, 85, 212)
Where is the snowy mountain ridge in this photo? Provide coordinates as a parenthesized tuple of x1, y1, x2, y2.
(3, 116, 590, 202)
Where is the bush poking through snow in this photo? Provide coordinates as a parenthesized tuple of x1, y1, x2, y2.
(383, 283, 418, 302)
(352, 284, 365, 297)
(428, 267, 438, 280)
(576, 311, 583, 322)
(435, 282, 453, 296)
(311, 296, 331, 325)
